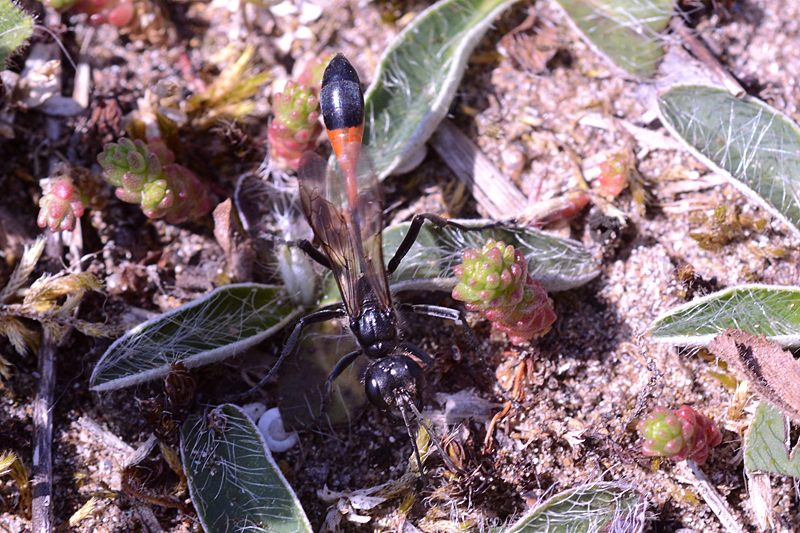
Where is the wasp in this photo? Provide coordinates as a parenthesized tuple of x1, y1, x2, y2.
(242, 54, 508, 476)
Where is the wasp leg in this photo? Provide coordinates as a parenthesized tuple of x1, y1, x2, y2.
(397, 400, 428, 486)
(387, 214, 510, 275)
(307, 349, 363, 428)
(226, 306, 347, 402)
(407, 303, 522, 410)
(292, 239, 332, 270)
(253, 233, 332, 270)
(400, 342, 434, 365)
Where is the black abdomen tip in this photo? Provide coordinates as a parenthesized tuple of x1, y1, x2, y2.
(322, 54, 360, 88)
(320, 54, 365, 131)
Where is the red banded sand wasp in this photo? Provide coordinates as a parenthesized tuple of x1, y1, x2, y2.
(237, 54, 513, 479)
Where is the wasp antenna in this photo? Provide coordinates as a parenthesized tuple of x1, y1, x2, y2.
(406, 400, 468, 476)
(397, 398, 428, 487)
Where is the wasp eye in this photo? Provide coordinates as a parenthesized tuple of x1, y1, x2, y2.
(365, 356, 424, 412)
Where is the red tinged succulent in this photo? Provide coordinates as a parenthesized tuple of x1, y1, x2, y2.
(452, 238, 556, 344)
(98, 138, 213, 224)
(37, 176, 86, 232)
(637, 405, 722, 465)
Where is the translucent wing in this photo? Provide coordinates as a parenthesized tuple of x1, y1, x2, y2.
(351, 154, 392, 311)
(298, 151, 362, 317)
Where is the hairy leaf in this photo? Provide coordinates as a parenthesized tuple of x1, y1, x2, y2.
(745, 402, 800, 478)
(91, 284, 302, 391)
(501, 482, 647, 533)
(659, 85, 800, 237)
(362, 0, 519, 178)
(648, 284, 800, 347)
(384, 219, 600, 293)
(181, 404, 313, 533)
(0, 0, 33, 68)
(556, 0, 674, 78)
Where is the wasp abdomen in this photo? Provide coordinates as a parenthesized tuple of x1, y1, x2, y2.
(320, 54, 365, 132)
(320, 54, 365, 204)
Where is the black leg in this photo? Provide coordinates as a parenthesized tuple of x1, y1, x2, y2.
(225, 306, 347, 402)
(401, 342, 434, 365)
(315, 349, 362, 422)
(409, 303, 521, 409)
(254, 232, 332, 271)
(293, 239, 331, 270)
(387, 214, 508, 275)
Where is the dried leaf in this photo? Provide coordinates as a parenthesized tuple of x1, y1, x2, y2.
(0, 353, 10, 381)
(0, 236, 45, 304)
(0, 315, 38, 355)
(0, 451, 31, 516)
(213, 199, 254, 283)
(708, 329, 800, 424)
(24, 271, 103, 308)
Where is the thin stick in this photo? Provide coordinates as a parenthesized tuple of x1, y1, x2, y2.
(31, 327, 57, 533)
(430, 118, 528, 220)
(32, 32, 72, 528)
(685, 459, 745, 533)
(670, 18, 744, 98)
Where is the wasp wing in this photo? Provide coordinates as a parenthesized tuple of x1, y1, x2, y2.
(350, 153, 392, 311)
(298, 151, 362, 318)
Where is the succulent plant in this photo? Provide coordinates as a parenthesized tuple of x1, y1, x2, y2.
(98, 137, 213, 224)
(266, 53, 334, 169)
(637, 405, 722, 465)
(37, 176, 86, 232)
(452, 239, 556, 344)
(44, 0, 135, 27)
(598, 151, 632, 198)
(267, 82, 324, 169)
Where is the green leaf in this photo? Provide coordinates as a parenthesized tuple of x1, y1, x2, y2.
(0, 0, 33, 69)
(90, 284, 303, 391)
(745, 402, 800, 478)
(555, 0, 674, 79)
(648, 284, 800, 348)
(658, 85, 800, 236)
(181, 404, 313, 533)
(383, 219, 600, 293)
(500, 482, 646, 533)
(363, 0, 519, 179)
